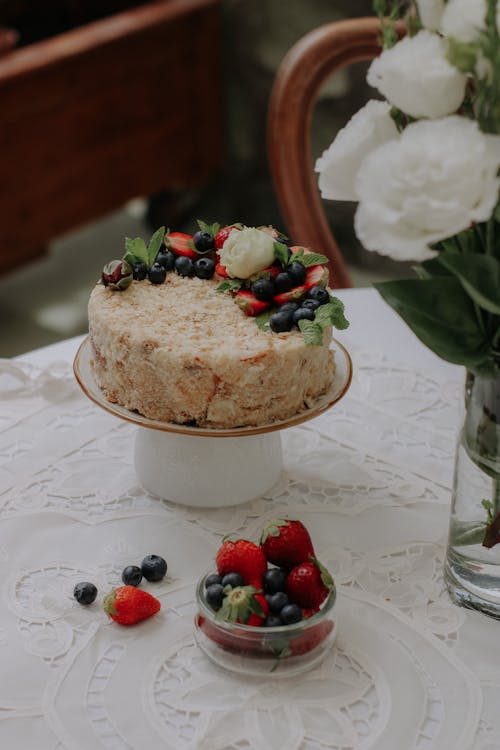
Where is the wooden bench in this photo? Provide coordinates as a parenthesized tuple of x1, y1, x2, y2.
(0, 0, 223, 275)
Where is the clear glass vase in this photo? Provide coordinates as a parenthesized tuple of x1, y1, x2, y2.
(444, 369, 500, 618)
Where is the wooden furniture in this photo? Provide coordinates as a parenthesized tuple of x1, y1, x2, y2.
(267, 17, 405, 289)
(0, 0, 223, 275)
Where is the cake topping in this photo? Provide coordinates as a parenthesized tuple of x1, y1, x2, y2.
(101, 259, 133, 291)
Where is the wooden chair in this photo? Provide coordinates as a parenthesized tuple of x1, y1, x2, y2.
(0, 0, 223, 275)
(267, 17, 405, 289)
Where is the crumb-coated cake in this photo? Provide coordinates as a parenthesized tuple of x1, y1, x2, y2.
(88, 222, 349, 428)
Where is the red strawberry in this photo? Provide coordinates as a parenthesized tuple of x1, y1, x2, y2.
(286, 559, 333, 609)
(289, 620, 334, 656)
(166, 231, 198, 259)
(290, 245, 313, 255)
(215, 225, 240, 250)
(216, 538, 267, 586)
(302, 606, 320, 619)
(235, 291, 271, 317)
(103, 586, 160, 625)
(273, 286, 307, 306)
(260, 518, 315, 569)
(304, 264, 329, 290)
(196, 614, 262, 653)
(215, 263, 229, 278)
(216, 585, 268, 626)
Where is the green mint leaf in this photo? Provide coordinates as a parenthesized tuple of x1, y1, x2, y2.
(274, 241, 290, 267)
(197, 219, 221, 237)
(216, 280, 243, 293)
(314, 298, 350, 330)
(297, 252, 329, 267)
(147, 226, 165, 267)
(124, 237, 148, 265)
(255, 308, 274, 330)
(298, 319, 324, 345)
(123, 250, 139, 267)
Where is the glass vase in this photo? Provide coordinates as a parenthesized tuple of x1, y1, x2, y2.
(444, 369, 500, 618)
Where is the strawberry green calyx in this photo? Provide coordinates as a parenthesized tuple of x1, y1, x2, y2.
(260, 518, 290, 543)
(310, 556, 334, 591)
(215, 585, 263, 624)
(103, 590, 119, 617)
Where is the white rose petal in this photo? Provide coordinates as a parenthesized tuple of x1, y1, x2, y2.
(218, 227, 276, 279)
(354, 116, 500, 262)
(416, 0, 446, 31)
(315, 100, 399, 202)
(367, 31, 467, 119)
(441, 0, 487, 42)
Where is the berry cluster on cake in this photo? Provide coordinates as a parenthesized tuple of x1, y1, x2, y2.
(88, 221, 348, 428)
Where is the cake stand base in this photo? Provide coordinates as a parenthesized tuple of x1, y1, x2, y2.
(134, 427, 283, 507)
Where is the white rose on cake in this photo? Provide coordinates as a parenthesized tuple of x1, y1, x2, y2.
(218, 227, 276, 278)
(354, 116, 500, 262)
(366, 30, 467, 119)
(440, 0, 488, 42)
(416, 0, 446, 31)
(315, 100, 398, 202)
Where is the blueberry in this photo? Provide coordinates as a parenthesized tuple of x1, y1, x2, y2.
(278, 301, 299, 313)
(301, 298, 321, 311)
(264, 615, 283, 627)
(263, 568, 287, 594)
(121, 565, 143, 587)
(293, 307, 316, 324)
(148, 262, 167, 285)
(175, 256, 195, 277)
(193, 230, 214, 253)
(194, 257, 216, 279)
(141, 554, 168, 582)
(132, 262, 148, 280)
(266, 591, 289, 614)
(280, 603, 303, 625)
(273, 272, 293, 294)
(205, 573, 222, 589)
(307, 286, 330, 305)
(73, 582, 98, 605)
(269, 310, 294, 333)
(206, 583, 225, 611)
(156, 249, 175, 271)
(287, 261, 307, 285)
(221, 572, 245, 588)
(251, 278, 275, 302)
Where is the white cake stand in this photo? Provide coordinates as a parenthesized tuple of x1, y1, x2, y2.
(73, 337, 352, 508)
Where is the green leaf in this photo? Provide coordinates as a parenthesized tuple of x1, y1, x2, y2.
(197, 219, 220, 237)
(216, 280, 243, 293)
(298, 319, 324, 345)
(255, 308, 274, 330)
(437, 252, 500, 315)
(294, 252, 329, 267)
(147, 226, 165, 268)
(415, 258, 452, 279)
(374, 277, 492, 368)
(124, 237, 148, 265)
(314, 297, 349, 330)
(274, 241, 290, 267)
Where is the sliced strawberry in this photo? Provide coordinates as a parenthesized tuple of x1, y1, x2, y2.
(274, 285, 306, 306)
(304, 264, 329, 290)
(215, 263, 229, 278)
(235, 291, 271, 317)
(166, 231, 198, 259)
(215, 225, 240, 250)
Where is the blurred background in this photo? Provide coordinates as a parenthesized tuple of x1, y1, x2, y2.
(0, 0, 407, 357)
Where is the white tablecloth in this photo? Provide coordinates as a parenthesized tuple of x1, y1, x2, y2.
(1, 288, 498, 750)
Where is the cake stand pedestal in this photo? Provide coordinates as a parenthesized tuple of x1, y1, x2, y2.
(74, 337, 352, 508)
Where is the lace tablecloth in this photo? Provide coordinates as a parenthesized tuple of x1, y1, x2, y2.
(1, 289, 499, 750)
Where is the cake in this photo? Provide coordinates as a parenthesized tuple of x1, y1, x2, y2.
(88, 222, 348, 428)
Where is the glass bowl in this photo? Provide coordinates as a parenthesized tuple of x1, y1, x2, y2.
(194, 571, 338, 677)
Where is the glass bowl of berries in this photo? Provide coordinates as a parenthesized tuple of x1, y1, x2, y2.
(194, 519, 338, 676)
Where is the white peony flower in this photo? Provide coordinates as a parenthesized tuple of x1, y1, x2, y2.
(218, 227, 276, 278)
(366, 31, 467, 119)
(315, 100, 399, 202)
(416, 0, 446, 31)
(440, 0, 487, 42)
(354, 116, 500, 262)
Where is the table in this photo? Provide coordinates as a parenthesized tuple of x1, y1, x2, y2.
(1, 288, 498, 750)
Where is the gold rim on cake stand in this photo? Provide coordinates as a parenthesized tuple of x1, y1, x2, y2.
(73, 335, 352, 438)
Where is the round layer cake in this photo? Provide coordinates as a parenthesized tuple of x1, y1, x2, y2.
(88, 274, 336, 428)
